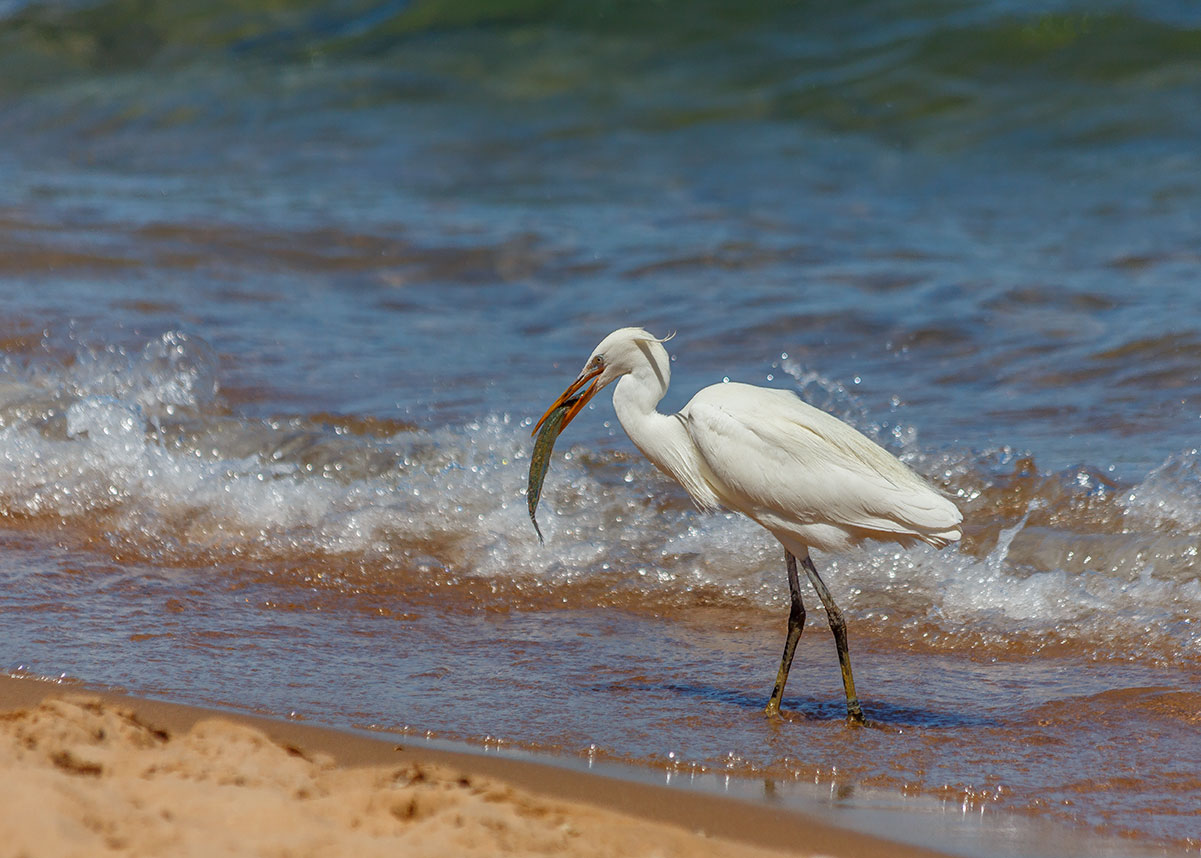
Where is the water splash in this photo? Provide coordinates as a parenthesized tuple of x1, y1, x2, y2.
(1124, 448, 1201, 531)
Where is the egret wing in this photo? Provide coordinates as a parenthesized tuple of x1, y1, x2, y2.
(682, 384, 961, 544)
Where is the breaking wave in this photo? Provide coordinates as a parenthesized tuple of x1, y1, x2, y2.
(2, 331, 1200, 662)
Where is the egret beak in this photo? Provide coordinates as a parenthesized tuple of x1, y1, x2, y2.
(533, 365, 604, 436)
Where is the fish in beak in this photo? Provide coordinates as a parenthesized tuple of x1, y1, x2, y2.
(532, 363, 604, 437)
(527, 363, 604, 543)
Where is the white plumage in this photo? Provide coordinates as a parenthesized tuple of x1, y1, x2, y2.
(536, 326, 963, 723)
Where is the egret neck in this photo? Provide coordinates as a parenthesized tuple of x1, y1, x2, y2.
(610, 344, 722, 512)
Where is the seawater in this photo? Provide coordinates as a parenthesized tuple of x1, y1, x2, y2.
(3, 0, 1201, 852)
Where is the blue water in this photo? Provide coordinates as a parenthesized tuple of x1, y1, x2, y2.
(3, 1, 1201, 851)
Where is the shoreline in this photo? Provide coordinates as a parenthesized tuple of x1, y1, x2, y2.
(0, 674, 949, 858)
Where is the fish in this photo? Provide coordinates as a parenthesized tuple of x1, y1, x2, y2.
(527, 398, 573, 543)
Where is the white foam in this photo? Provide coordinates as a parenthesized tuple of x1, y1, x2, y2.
(816, 503, 1201, 658)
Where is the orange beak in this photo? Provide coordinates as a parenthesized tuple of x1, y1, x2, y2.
(532, 364, 604, 436)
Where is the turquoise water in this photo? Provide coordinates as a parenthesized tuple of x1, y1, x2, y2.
(3, 1, 1201, 851)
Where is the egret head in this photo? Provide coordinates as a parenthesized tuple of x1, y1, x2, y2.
(534, 327, 672, 435)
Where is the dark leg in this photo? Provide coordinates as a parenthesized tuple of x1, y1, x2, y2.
(801, 555, 865, 725)
(765, 551, 806, 718)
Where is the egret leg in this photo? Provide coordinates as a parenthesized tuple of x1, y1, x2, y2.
(765, 551, 806, 719)
(801, 555, 866, 725)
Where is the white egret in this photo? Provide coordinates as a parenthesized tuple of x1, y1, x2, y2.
(535, 327, 962, 724)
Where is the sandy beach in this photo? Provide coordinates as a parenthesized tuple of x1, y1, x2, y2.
(0, 675, 948, 858)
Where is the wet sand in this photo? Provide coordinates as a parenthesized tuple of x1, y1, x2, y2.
(0, 675, 946, 858)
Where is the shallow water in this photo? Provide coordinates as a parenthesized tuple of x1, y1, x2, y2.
(3, 0, 1201, 852)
